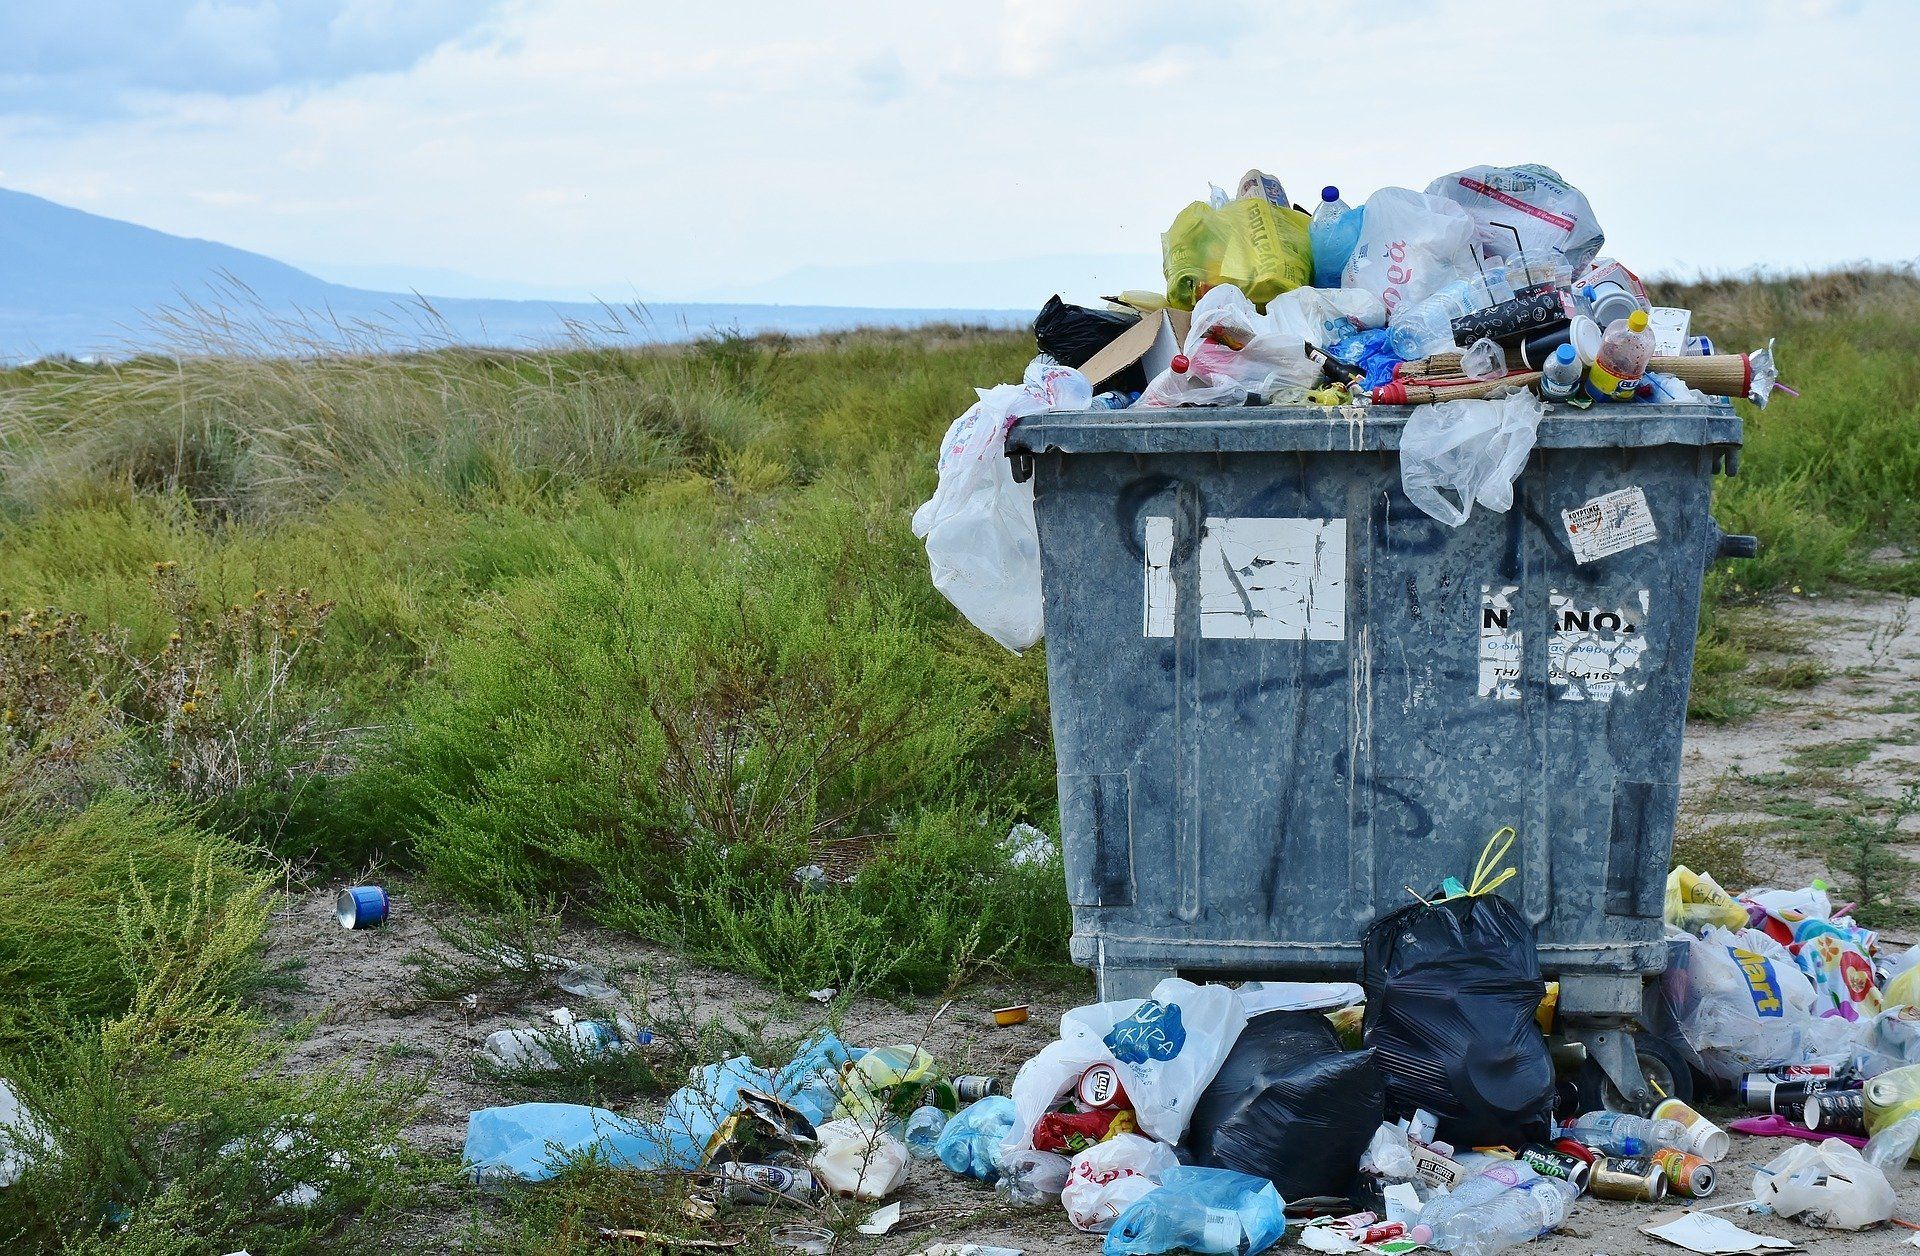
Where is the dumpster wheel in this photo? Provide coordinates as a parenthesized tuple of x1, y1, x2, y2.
(1572, 1031, 1694, 1114)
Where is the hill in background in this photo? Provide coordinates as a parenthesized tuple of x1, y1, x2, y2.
(0, 186, 1024, 361)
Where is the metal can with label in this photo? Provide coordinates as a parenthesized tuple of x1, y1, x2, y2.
(1649, 1147, 1717, 1198)
(1076, 1062, 1128, 1110)
(719, 1163, 818, 1206)
(1588, 1156, 1669, 1203)
(954, 1075, 1001, 1104)
(1519, 1145, 1592, 1193)
(1805, 1090, 1867, 1136)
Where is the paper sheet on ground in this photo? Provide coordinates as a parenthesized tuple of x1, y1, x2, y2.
(1642, 1211, 1800, 1254)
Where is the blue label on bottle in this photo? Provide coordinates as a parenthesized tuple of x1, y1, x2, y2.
(1105, 1000, 1186, 1063)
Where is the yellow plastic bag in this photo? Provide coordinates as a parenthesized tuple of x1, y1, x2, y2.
(1865, 1063, 1920, 1136)
(833, 1044, 936, 1120)
(1886, 967, 1920, 1010)
(1161, 199, 1312, 311)
(1665, 866, 1749, 933)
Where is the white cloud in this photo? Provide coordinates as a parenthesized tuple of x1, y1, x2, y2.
(1, 0, 1914, 305)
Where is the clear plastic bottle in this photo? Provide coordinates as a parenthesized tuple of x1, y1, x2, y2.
(1385, 272, 1505, 360)
(904, 1105, 949, 1159)
(1583, 308, 1654, 402)
(1412, 1161, 1536, 1236)
(1412, 1177, 1574, 1256)
(1310, 186, 1364, 289)
(1563, 1110, 1688, 1157)
(1540, 343, 1583, 402)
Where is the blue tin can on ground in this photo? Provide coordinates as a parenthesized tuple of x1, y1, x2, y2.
(336, 885, 388, 929)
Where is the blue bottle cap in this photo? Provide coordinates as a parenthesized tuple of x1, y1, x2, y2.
(1554, 344, 1577, 364)
(1321, 185, 1340, 202)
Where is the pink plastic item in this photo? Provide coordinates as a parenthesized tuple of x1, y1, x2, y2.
(1729, 1114, 1868, 1148)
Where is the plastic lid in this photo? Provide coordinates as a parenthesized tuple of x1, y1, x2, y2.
(1628, 308, 1649, 331)
(1410, 1227, 1433, 1244)
(1568, 315, 1603, 365)
(1553, 344, 1577, 364)
(1321, 185, 1340, 202)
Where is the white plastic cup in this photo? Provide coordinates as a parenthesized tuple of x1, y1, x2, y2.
(1653, 1097, 1730, 1163)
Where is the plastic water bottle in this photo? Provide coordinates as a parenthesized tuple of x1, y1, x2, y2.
(1385, 274, 1497, 360)
(1412, 1177, 1573, 1256)
(1583, 308, 1654, 402)
(1540, 344, 1583, 402)
(1412, 1161, 1536, 1236)
(1564, 1110, 1688, 1157)
(904, 1105, 948, 1159)
(1310, 186, 1364, 289)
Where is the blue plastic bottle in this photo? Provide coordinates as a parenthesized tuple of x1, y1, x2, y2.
(1310, 186, 1364, 289)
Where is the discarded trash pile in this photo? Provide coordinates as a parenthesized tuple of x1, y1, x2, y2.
(455, 853, 1920, 1254)
(914, 163, 1791, 651)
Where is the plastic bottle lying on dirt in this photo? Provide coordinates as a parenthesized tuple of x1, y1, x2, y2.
(1413, 1176, 1574, 1256)
(1562, 1111, 1687, 1157)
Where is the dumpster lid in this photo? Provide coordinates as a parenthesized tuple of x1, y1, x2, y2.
(1007, 401, 1742, 456)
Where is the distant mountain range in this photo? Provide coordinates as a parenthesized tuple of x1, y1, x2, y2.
(0, 188, 1032, 361)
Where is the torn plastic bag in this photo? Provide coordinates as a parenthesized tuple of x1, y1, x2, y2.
(1140, 284, 1325, 409)
(911, 358, 1091, 652)
(1103, 1165, 1287, 1256)
(1034, 296, 1145, 394)
(996, 1148, 1072, 1206)
(937, 1095, 1015, 1181)
(1181, 1010, 1385, 1202)
(1426, 163, 1604, 272)
(811, 1118, 910, 1201)
(1062, 1134, 1180, 1233)
(1752, 1138, 1894, 1229)
(1398, 391, 1545, 527)
(1340, 188, 1479, 318)
(1665, 866, 1750, 934)
(1162, 197, 1312, 310)
(1361, 892, 1556, 1149)
(1664, 926, 1854, 1080)
(1004, 978, 1247, 1150)
(1262, 286, 1387, 346)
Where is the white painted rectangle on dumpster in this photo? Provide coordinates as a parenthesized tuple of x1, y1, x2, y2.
(1562, 486, 1658, 564)
(1548, 589, 1651, 702)
(1141, 516, 1346, 641)
(1478, 584, 1522, 700)
(1142, 515, 1175, 637)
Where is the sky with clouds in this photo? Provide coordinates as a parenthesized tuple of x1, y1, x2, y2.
(1, 0, 1914, 307)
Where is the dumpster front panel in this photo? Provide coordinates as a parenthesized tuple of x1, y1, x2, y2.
(1016, 406, 1738, 988)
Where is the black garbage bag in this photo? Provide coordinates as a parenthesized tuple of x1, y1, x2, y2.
(1032, 295, 1143, 394)
(1181, 1010, 1385, 1202)
(1361, 892, 1556, 1148)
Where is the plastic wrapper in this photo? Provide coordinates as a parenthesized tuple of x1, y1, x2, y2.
(1102, 1165, 1286, 1256)
(1793, 927, 1880, 1022)
(1034, 1106, 1137, 1154)
(1061, 1134, 1179, 1233)
(936, 1095, 1015, 1181)
(811, 1118, 909, 1200)
(1425, 163, 1605, 272)
(1752, 1138, 1894, 1229)
(1181, 1010, 1384, 1202)
(1361, 893, 1556, 1149)
(1665, 866, 1749, 934)
(1140, 284, 1325, 409)
(1034, 296, 1145, 394)
(1341, 188, 1479, 318)
(911, 358, 1091, 652)
(1003, 977, 1247, 1150)
(1161, 196, 1312, 311)
(1398, 391, 1545, 527)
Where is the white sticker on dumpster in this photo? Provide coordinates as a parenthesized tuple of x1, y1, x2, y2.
(1562, 486, 1658, 563)
(1478, 585, 1522, 700)
(1141, 516, 1346, 640)
(1548, 589, 1651, 701)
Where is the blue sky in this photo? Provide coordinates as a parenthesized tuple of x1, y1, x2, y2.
(2, 0, 1914, 307)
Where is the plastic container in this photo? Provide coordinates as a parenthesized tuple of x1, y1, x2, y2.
(1585, 309, 1654, 401)
(1413, 1176, 1573, 1256)
(904, 1105, 949, 1159)
(1411, 1161, 1536, 1237)
(1310, 187, 1363, 289)
(1563, 1111, 1688, 1157)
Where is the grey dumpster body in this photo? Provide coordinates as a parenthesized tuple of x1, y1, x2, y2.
(1007, 402, 1747, 1102)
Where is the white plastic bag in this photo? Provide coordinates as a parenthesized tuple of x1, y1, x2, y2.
(810, 1118, 910, 1201)
(1341, 188, 1479, 317)
(1752, 1138, 1894, 1229)
(1004, 978, 1247, 1148)
(1060, 1134, 1180, 1232)
(911, 358, 1091, 651)
(1398, 391, 1545, 526)
(1262, 286, 1387, 343)
(1425, 163, 1604, 272)
(1140, 285, 1322, 409)
(1666, 927, 1857, 1080)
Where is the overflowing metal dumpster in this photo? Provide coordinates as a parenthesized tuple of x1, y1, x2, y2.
(1007, 402, 1751, 1104)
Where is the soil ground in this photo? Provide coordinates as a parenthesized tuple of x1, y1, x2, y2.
(265, 592, 1920, 1253)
